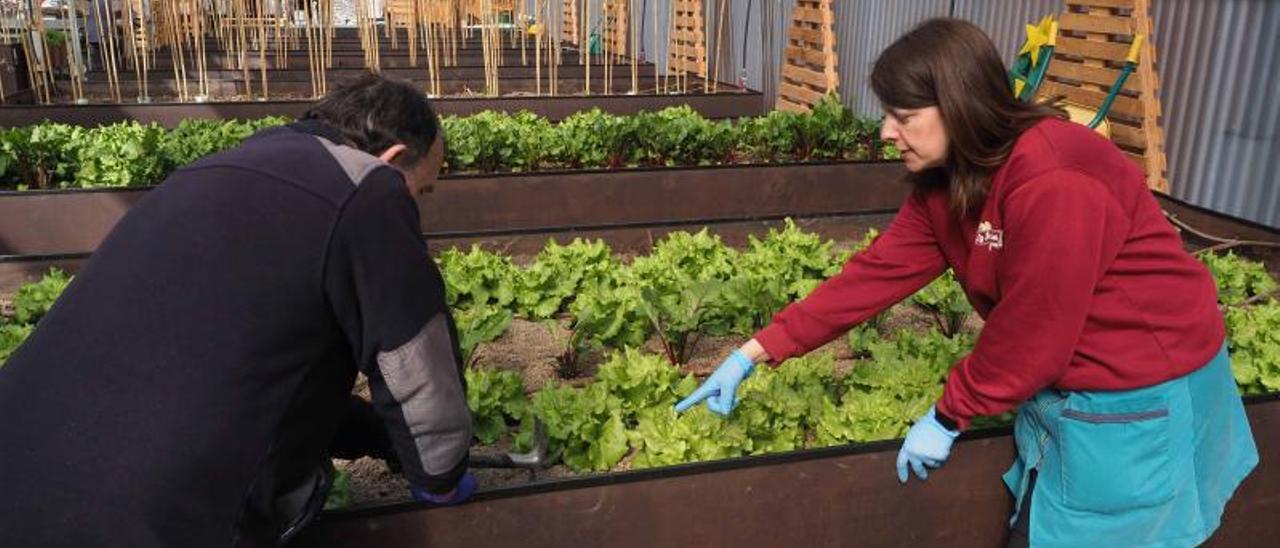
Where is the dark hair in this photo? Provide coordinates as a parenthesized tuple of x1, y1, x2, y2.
(302, 73, 440, 165)
(870, 18, 1065, 214)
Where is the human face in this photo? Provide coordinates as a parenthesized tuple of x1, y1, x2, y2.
(379, 133, 445, 196)
(880, 105, 949, 172)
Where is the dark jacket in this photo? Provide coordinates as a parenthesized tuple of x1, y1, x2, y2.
(0, 121, 471, 547)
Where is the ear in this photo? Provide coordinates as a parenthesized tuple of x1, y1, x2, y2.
(378, 144, 408, 164)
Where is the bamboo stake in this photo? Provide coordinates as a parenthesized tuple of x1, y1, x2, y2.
(233, 0, 250, 97)
(257, 0, 268, 97)
(94, 0, 123, 101)
(166, 0, 189, 101)
(195, 0, 211, 99)
(276, 0, 287, 70)
(26, 3, 52, 103)
(533, 0, 542, 95)
(424, 12, 436, 95)
(650, 0, 657, 94)
(604, 0, 614, 95)
(711, 0, 726, 93)
(321, 0, 330, 94)
(64, 2, 82, 101)
(630, 0, 637, 94)
(305, 0, 317, 96)
(665, 0, 675, 94)
(121, 0, 146, 101)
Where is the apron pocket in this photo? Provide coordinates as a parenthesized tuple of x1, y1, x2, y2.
(1059, 396, 1174, 513)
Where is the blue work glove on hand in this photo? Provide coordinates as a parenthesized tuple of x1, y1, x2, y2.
(410, 472, 477, 506)
(674, 350, 755, 416)
(896, 406, 960, 483)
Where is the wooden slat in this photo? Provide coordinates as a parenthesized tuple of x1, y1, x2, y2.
(1123, 150, 1146, 169)
(788, 26, 826, 46)
(1054, 36, 1133, 62)
(1038, 80, 1144, 120)
(777, 98, 810, 113)
(1108, 120, 1148, 151)
(1045, 60, 1141, 93)
(1066, 0, 1134, 9)
(783, 63, 832, 91)
(780, 81, 826, 105)
(779, 0, 836, 112)
(1059, 12, 1135, 35)
(669, 44, 705, 57)
(778, 64, 829, 90)
(792, 7, 831, 25)
(786, 45, 828, 67)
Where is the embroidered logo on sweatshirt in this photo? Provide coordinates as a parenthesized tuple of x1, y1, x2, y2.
(975, 221, 1004, 251)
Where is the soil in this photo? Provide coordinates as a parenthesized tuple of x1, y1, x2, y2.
(334, 433, 580, 509)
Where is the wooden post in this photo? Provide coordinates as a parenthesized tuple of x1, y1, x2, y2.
(666, 0, 705, 93)
(776, 0, 838, 112)
(1044, 1, 1168, 191)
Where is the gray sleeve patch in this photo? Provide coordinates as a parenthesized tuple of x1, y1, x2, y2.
(314, 136, 390, 186)
(376, 314, 472, 475)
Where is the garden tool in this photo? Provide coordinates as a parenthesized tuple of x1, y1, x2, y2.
(469, 418, 550, 481)
(1010, 15, 1056, 102)
(1088, 35, 1145, 129)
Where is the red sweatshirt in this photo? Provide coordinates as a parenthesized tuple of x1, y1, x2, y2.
(755, 117, 1225, 429)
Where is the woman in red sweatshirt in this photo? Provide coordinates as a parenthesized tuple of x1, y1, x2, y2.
(676, 18, 1257, 547)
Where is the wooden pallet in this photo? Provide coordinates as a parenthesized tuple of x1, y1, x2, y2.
(777, 0, 837, 112)
(561, 0, 579, 45)
(463, 0, 517, 20)
(602, 0, 628, 58)
(421, 0, 458, 25)
(1041, 0, 1167, 191)
(667, 0, 706, 77)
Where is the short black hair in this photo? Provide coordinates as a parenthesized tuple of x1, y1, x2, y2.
(302, 73, 440, 164)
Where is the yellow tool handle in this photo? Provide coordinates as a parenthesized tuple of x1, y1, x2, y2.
(1127, 35, 1145, 64)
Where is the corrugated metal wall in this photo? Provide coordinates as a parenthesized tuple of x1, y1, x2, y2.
(832, 1, 950, 114)
(953, 0, 1064, 66)
(1152, 0, 1280, 227)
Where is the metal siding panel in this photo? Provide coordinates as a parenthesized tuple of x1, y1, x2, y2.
(1155, 0, 1280, 227)
(952, 0, 1063, 66)
(831, 0, 951, 116)
(730, 0, 762, 91)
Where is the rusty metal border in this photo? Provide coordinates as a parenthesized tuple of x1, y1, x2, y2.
(295, 393, 1279, 548)
(0, 161, 906, 257)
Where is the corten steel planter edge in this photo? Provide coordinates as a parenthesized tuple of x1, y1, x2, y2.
(0, 160, 905, 256)
(0, 214, 895, 295)
(417, 161, 910, 236)
(295, 393, 1280, 548)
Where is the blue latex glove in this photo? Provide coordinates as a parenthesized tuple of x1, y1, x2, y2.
(410, 472, 477, 506)
(674, 350, 755, 416)
(896, 406, 960, 483)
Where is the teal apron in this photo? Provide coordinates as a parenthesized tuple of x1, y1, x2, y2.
(1004, 344, 1258, 547)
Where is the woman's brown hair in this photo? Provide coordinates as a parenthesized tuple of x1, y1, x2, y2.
(870, 18, 1065, 214)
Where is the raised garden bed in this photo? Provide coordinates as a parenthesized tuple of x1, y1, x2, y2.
(301, 197, 1280, 547)
(300, 394, 1280, 548)
(0, 102, 897, 290)
(2, 194, 1277, 547)
(0, 90, 764, 126)
(0, 161, 906, 292)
